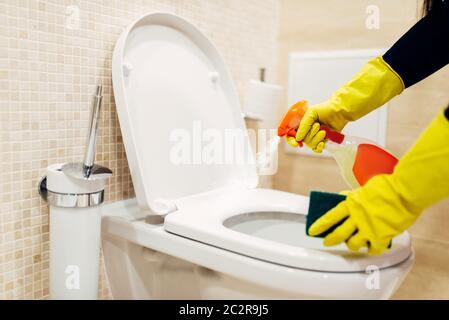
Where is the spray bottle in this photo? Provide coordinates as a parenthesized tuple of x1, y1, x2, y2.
(278, 100, 398, 189)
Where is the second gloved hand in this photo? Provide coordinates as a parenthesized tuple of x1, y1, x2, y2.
(308, 174, 421, 255)
(309, 110, 449, 254)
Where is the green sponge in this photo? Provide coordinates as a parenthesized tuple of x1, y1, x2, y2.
(306, 191, 347, 238)
(306, 191, 393, 249)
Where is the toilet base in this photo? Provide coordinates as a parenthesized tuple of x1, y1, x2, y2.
(102, 233, 413, 300)
(103, 235, 326, 299)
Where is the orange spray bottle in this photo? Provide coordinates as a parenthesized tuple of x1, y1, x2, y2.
(278, 100, 399, 189)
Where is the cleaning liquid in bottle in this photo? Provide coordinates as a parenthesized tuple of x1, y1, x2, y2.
(278, 100, 399, 189)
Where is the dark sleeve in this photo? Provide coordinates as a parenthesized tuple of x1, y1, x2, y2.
(383, 0, 449, 88)
(445, 105, 449, 120)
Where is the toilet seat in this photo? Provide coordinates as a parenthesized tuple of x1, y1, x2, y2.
(165, 187, 412, 273)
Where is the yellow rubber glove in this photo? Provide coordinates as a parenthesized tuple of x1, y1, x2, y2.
(286, 122, 327, 150)
(296, 56, 404, 152)
(309, 111, 449, 255)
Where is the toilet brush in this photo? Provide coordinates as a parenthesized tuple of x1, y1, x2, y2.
(62, 85, 113, 180)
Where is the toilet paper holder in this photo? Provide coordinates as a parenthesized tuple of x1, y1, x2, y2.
(242, 68, 283, 122)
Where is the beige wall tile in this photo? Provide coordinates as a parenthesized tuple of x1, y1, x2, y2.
(0, 0, 280, 300)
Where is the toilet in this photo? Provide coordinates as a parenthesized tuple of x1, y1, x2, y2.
(103, 12, 414, 299)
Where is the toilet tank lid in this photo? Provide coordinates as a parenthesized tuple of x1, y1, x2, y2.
(112, 13, 259, 214)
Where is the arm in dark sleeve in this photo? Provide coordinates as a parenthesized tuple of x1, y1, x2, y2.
(383, 0, 449, 88)
(445, 105, 449, 120)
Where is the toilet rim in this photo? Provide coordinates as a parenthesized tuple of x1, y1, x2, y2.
(164, 187, 413, 273)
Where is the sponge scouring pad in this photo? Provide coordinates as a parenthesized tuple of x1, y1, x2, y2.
(306, 191, 347, 238)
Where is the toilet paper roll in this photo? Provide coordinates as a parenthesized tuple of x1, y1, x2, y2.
(242, 80, 283, 125)
(243, 80, 283, 189)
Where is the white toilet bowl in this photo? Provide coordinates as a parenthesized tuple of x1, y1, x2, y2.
(105, 12, 414, 299)
(101, 189, 413, 300)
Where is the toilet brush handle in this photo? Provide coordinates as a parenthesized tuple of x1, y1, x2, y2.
(83, 85, 103, 177)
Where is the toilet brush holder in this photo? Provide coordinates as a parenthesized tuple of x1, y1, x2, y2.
(38, 85, 112, 299)
(39, 163, 110, 299)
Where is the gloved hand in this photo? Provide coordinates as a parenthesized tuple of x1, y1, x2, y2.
(295, 56, 404, 152)
(309, 110, 449, 255)
(285, 122, 327, 152)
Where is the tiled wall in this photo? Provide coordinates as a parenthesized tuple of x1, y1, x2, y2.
(0, 0, 280, 299)
(276, 0, 449, 299)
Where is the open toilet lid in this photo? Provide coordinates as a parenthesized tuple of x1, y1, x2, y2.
(112, 13, 258, 214)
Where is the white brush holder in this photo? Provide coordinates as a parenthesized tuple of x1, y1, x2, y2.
(39, 163, 109, 299)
